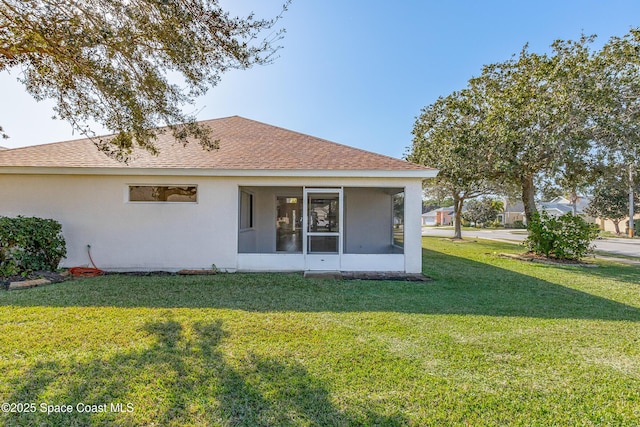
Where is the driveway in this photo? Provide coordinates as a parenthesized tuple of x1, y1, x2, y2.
(422, 227, 640, 258)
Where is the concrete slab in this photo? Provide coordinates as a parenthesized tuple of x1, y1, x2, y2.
(303, 271, 343, 280)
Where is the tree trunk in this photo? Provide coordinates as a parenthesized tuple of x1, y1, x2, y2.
(521, 174, 538, 225)
(569, 190, 578, 216)
(613, 220, 621, 235)
(453, 194, 464, 239)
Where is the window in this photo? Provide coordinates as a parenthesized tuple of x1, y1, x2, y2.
(240, 191, 254, 230)
(129, 185, 197, 202)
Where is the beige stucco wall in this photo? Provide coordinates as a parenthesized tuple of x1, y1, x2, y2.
(0, 173, 424, 273)
(598, 214, 640, 234)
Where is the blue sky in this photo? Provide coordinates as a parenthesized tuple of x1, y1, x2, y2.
(2, 1, 640, 158)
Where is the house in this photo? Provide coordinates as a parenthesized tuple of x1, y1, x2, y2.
(0, 116, 437, 273)
(421, 206, 454, 226)
(421, 210, 437, 226)
(598, 214, 640, 235)
(498, 200, 525, 226)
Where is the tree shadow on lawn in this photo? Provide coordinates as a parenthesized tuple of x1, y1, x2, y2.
(1, 249, 639, 321)
(577, 258, 640, 287)
(2, 318, 405, 427)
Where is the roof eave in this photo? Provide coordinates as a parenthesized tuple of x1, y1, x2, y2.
(0, 166, 438, 179)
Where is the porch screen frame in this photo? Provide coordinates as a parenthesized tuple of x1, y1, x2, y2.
(303, 187, 343, 257)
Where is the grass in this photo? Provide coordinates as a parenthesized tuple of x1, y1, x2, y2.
(0, 237, 639, 426)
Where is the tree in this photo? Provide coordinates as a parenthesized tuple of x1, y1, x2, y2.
(594, 29, 640, 236)
(462, 198, 499, 227)
(409, 89, 496, 239)
(421, 182, 454, 213)
(545, 36, 602, 214)
(469, 47, 555, 224)
(471, 37, 598, 225)
(0, 0, 288, 157)
(585, 175, 639, 235)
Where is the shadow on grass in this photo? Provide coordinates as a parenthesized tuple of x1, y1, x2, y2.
(1, 249, 639, 321)
(2, 318, 405, 426)
(579, 259, 640, 287)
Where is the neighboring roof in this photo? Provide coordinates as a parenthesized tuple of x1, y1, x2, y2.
(540, 204, 573, 214)
(548, 196, 571, 205)
(536, 196, 591, 216)
(0, 116, 435, 176)
(504, 200, 525, 213)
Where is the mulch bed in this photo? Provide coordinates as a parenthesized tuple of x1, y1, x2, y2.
(498, 253, 598, 267)
(1, 270, 70, 290)
(440, 238, 477, 243)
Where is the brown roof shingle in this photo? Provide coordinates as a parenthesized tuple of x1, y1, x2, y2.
(0, 116, 432, 172)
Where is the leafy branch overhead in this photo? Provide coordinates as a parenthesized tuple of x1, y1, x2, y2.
(0, 0, 289, 156)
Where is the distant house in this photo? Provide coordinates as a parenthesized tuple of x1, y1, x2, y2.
(499, 200, 525, 226)
(513, 195, 596, 225)
(598, 214, 640, 235)
(422, 206, 454, 226)
(421, 210, 437, 226)
(0, 116, 437, 273)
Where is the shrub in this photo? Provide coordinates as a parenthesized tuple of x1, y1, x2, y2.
(525, 212, 600, 260)
(511, 220, 526, 229)
(0, 216, 67, 277)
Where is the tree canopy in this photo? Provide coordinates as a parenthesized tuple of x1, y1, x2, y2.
(409, 89, 497, 238)
(585, 173, 640, 235)
(410, 29, 640, 232)
(0, 0, 288, 157)
(462, 198, 500, 228)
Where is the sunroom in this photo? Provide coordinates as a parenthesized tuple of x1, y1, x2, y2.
(237, 186, 406, 272)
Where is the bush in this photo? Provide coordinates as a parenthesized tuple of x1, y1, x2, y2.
(0, 216, 67, 277)
(510, 220, 526, 229)
(525, 212, 600, 260)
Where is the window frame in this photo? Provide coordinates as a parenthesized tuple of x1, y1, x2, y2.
(127, 184, 198, 203)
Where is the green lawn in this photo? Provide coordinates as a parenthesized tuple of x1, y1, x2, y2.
(1, 237, 639, 426)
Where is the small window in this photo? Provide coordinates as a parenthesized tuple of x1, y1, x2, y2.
(240, 191, 254, 229)
(129, 185, 197, 202)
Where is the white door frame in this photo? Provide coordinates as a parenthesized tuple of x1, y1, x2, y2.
(303, 187, 343, 271)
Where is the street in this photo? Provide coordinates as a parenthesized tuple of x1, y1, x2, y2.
(422, 227, 640, 258)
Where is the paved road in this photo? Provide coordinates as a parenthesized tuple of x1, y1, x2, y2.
(422, 227, 640, 258)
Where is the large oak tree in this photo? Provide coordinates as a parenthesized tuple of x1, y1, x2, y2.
(594, 29, 640, 235)
(0, 0, 288, 157)
(409, 89, 496, 239)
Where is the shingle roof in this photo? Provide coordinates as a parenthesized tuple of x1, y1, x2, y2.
(0, 116, 433, 172)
